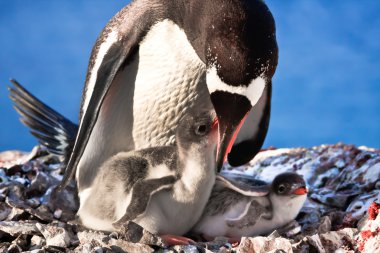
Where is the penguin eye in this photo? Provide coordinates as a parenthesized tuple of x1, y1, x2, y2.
(278, 184, 286, 194)
(195, 124, 208, 136)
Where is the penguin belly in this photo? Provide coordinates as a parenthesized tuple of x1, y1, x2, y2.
(133, 157, 217, 235)
(77, 19, 211, 190)
(133, 188, 206, 235)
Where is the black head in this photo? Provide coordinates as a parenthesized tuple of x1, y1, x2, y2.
(176, 110, 219, 152)
(271, 172, 308, 196)
(176, 0, 278, 170)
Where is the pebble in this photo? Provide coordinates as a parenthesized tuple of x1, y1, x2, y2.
(53, 209, 62, 219)
(30, 235, 46, 249)
(36, 223, 71, 248)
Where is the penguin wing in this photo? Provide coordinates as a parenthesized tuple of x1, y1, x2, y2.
(113, 175, 176, 227)
(228, 84, 271, 166)
(226, 199, 272, 229)
(216, 173, 270, 197)
(60, 3, 162, 188)
(8, 79, 78, 163)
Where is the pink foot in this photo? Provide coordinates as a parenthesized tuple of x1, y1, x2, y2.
(228, 238, 240, 247)
(160, 234, 196, 246)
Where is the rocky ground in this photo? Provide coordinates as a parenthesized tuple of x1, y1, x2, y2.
(0, 143, 379, 253)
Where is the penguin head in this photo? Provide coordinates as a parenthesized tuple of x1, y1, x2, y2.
(176, 111, 219, 160)
(182, 0, 278, 170)
(271, 172, 308, 197)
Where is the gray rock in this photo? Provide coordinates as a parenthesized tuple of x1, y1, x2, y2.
(41, 185, 79, 222)
(0, 243, 11, 253)
(0, 202, 12, 221)
(30, 235, 46, 249)
(346, 190, 380, 219)
(26, 198, 41, 209)
(53, 209, 62, 220)
(316, 216, 332, 234)
(7, 243, 22, 253)
(74, 243, 93, 253)
(36, 223, 71, 248)
(107, 239, 154, 253)
(195, 237, 232, 253)
(6, 197, 54, 222)
(169, 245, 199, 253)
(77, 230, 108, 245)
(24, 250, 45, 253)
(26, 172, 59, 197)
(0, 221, 40, 236)
(305, 234, 325, 253)
(319, 229, 356, 252)
(13, 234, 30, 251)
(116, 221, 166, 247)
(77, 229, 154, 253)
(237, 236, 292, 253)
(5, 207, 27, 221)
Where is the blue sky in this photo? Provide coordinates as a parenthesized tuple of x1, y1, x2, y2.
(1, 1, 379, 152)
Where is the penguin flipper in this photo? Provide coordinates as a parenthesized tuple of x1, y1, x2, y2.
(61, 3, 160, 189)
(228, 83, 272, 166)
(8, 79, 78, 163)
(216, 173, 270, 197)
(226, 199, 272, 229)
(113, 175, 176, 227)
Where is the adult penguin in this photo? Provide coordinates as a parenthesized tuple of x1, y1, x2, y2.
(12, 0, 278, 191)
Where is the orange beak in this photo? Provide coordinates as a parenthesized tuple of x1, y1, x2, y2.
(215, 111, 249, 171)
(292, 186, 308, 195)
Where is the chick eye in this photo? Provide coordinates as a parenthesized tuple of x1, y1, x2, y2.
(195, 124, 208, 136)
(278, 184, 286, 193)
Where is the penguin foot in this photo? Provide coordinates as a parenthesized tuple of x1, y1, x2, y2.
(228, 238, 240, 247)
(160, 235, 195, 246)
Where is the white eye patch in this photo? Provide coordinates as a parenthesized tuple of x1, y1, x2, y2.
(206, 66, 266, 107)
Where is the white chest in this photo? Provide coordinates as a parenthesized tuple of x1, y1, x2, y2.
(270, 194, 306, 223)
(132, 20, 210, 149)
(251, 194, 306, 236)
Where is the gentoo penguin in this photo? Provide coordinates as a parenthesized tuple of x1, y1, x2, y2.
(192, 172, 308, 239)
(9, 0, 278, 194)
(77, 110, 218, 236)
(63, 0, 278, 191)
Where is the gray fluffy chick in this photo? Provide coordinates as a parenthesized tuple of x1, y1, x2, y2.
(77, 110, 218, 236)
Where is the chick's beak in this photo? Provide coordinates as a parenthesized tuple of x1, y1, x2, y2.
(291, 185, 308, 195)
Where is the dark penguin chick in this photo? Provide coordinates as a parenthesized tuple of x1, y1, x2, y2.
(192, 172, 307, 239)
(77, 111, 218, 235)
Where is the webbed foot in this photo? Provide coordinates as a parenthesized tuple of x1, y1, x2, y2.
(160, 234, 196, 245)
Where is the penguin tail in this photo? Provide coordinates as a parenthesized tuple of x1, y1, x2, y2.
(8, 79, 78, 164)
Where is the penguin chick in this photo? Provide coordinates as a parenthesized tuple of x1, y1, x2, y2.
(192, 172, 307, 239)
(77, 111, 218, 236)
